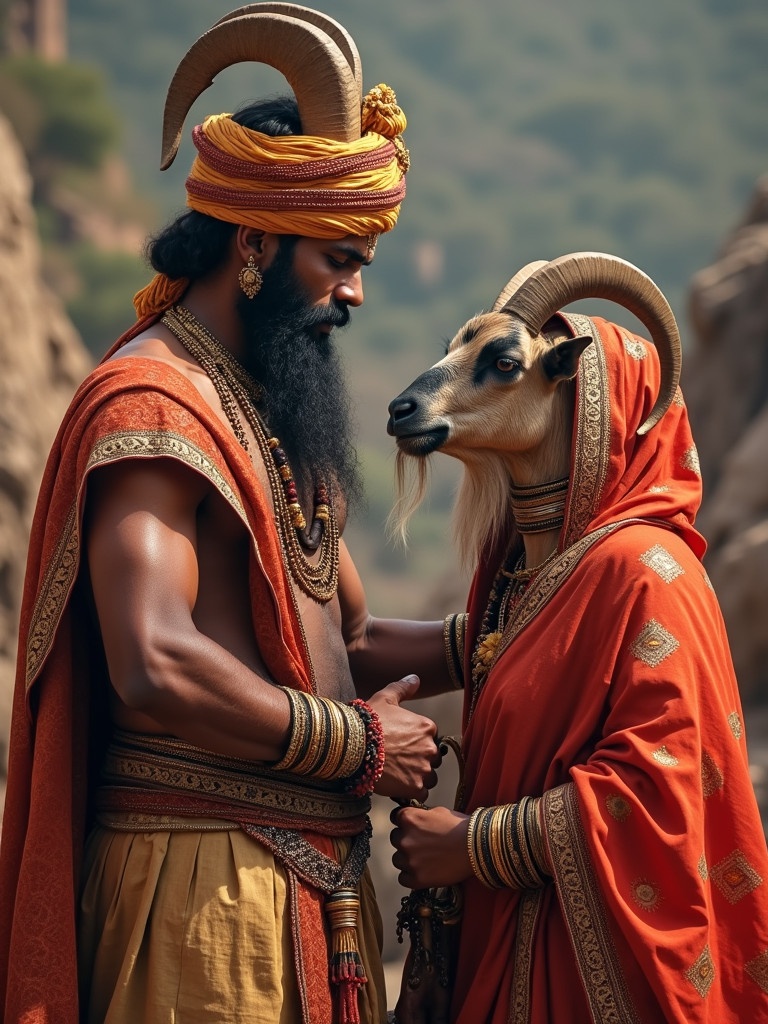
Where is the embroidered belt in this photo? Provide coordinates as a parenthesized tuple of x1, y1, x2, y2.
(95, 728, 371, 835)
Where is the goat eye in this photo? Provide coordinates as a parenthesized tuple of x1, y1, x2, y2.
(496, 357, 518, 373)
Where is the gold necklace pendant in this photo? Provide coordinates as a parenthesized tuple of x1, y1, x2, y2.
(162, 306, 339, 603)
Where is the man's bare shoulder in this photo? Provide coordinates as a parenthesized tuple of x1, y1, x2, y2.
(109, 323, 201, 384)
(107, 322, 221, 414)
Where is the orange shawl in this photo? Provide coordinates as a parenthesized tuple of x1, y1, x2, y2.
(454, 314, 768, 1022)
(0, 319, 321, 1022)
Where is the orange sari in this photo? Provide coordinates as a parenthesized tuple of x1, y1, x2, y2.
(454, 314, 768, 1022)
(0, 319, 367, 1022)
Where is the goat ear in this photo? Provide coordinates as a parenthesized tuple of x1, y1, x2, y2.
(541, 334, 593, 382)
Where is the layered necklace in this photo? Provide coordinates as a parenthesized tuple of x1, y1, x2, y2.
(470, 477, 568, 710)
(162, 304, 339, 603)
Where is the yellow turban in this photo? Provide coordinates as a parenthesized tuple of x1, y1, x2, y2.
(134, 84, 409, 318)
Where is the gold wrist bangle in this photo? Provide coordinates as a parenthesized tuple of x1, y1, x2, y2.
(291, 692, 326, 776)
(314, 698, 344, 779)
(443, 612, 467, 690)
(272, 688, 368, 783)
(336, 702, 367, 779)
(272, 687, 307, 772)
(467, 807, 499, 889)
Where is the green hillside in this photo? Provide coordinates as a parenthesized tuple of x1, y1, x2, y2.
(59, 0, 768, 611)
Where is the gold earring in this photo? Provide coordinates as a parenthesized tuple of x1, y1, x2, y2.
(239, 254, 263, 298)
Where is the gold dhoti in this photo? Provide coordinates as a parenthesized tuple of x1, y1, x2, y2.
(78, 731, 387, 1024)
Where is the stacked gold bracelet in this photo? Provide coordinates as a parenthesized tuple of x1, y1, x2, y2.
(443, 612, 468, 690)
(273, 687, 367, 782)
(467, 796, 549, 889)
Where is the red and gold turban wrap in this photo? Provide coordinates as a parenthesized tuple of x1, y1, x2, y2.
(134, 84, 409, 318)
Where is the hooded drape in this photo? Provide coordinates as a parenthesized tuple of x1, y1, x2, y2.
(453, 313, 768, 1022)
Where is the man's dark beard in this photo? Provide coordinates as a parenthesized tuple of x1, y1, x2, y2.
(237, 240, 363, 517)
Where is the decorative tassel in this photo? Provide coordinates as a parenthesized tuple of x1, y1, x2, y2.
(326, 888, 367, 1024)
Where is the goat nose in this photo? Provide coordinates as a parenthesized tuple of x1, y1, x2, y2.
(386, 395, 418, 436)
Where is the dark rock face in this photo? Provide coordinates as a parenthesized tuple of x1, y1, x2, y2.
(686, 175, 768, 705)
(0, 112, 91, 788)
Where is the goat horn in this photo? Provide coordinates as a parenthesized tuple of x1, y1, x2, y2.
(161, 9, 361, 170)
(492, 260, 549, 311)
(210, 4, 362, 94)
(502, 251, 681, 435)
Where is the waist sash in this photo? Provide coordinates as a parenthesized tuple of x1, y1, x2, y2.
(96, 728, 370, 836)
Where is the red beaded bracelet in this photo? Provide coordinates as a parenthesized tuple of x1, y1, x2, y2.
(345, 699, 385, 797)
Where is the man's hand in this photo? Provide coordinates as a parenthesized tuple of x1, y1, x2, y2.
(390, 804, 473, 890)
(368, 675, 439, 802)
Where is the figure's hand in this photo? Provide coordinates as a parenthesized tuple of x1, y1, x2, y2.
(367, 675, 439, 802)
(390, 804, 473, 890)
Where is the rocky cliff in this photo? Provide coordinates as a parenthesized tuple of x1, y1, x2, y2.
(0, 111, 91, 790)
(686, 175, 768, 705)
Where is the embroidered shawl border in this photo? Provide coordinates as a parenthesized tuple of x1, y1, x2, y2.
(25, 429, 249, 690)
(542, 784, 640, 1024)
(509, 890, 544, 1024)
(560, 313, 611, 548)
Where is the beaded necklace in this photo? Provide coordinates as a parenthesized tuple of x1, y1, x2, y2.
(469, 544, 560, 715)
(162, 304, 339, 603)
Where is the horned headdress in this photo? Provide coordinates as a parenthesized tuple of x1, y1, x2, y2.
(492, 252, 682, 434)
(135, 3, 409, 317)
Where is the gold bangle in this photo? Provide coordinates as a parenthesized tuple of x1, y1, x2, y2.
(467, 807, 492, 887)
(443, 612, 467, 690)
(292, 695, 330, 776)
(336, 702, 367, 779)
(273, 688, 368, 783)
(314, 698, 343, 779)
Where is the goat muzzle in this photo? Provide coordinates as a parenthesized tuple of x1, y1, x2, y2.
(387, 392, 450, 456)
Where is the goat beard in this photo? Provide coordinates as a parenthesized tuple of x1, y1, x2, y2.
(238, 242, 362, 516)
(391, 448, 517, 573)
(388, 449, 431, 546)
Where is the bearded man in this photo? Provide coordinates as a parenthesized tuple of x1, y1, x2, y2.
(0, 8, 457, 1024)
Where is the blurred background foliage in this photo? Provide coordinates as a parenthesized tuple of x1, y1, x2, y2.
(1, 0, 766, 613)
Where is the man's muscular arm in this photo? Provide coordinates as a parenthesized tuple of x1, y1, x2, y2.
(86, 457, 438, 799)
(86, 457, 294, 762)
(338, 540, 457, 700)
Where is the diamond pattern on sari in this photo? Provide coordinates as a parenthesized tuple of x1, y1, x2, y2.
(639, 544, 684, 584)
(711, 850, 762, 905)
(631, 620, 679, 667)
(685, 945, 715, 998)
(745, 950, 768, 994)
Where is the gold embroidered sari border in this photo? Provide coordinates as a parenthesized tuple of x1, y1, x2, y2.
(26, 503, 79, 689)
(561, 314, 611, 548)
(542, 784, 640, 1024)
(509, 889, 544, 1024)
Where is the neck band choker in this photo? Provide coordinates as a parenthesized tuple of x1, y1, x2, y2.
(509, 477, 569, 535)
